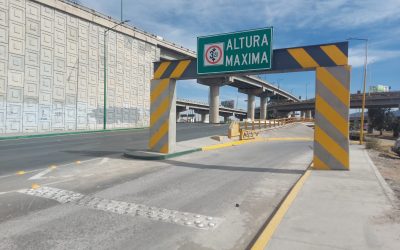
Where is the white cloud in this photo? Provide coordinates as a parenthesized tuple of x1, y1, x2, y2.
(349, 46, 400, 68)
(264, 0, 400, 30)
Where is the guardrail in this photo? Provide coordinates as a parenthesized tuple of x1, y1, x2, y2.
(228, 117, 315, 140)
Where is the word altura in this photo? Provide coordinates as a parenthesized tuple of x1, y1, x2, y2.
(225, 34, 269, 66)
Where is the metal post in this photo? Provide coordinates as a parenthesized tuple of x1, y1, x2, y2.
(360, 40, 368, 145)
(347, 37, 368, 145)
(103, 33, 107, 130)
(121, 0, 123, 22)
(102, 20, 130, 130)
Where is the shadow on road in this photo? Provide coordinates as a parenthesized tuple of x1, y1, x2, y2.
(163, 159, 305, 174)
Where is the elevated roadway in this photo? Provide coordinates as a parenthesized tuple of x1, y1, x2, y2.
(261, 91, 400, 116)
(176, 99, 247, 121)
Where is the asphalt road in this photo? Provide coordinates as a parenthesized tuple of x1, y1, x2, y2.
(0, 124, 314, 250)
(0, 123, 229, 176)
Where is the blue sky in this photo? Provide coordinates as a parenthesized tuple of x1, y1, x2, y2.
(79, 0, 400, 110)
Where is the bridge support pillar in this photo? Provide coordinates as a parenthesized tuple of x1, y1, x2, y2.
(300, 111, 305, 119)
(201, 113, 208, 123)
(223, 116, 230, 123)
(209, 85, 220, 124)
(305, 110, 312, 119)
(260, 96, 267, 120)
(149, 78, 176, 153)
(247, 94, 255, 121)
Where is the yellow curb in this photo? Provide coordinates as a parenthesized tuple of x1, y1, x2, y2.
(263, 137, 313, 142)
(201, 137, 313, 152)
(31, 183, 40, 189)
(201, 139, 257, 151)
(251, 169, 312, 250)
(16, 171, 26, 175)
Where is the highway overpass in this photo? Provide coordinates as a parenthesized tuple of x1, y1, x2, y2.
(176, 99, 247, 122)
(257, 91, 400, 118)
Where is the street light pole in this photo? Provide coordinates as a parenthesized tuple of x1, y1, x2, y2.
(360, 39, 368, 145)
(305, 82, 308, 100)
(103, 20, 129, 130)
(347, 37, 368, 144)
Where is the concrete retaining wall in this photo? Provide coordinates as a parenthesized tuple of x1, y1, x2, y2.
(0, 0, 161, 135)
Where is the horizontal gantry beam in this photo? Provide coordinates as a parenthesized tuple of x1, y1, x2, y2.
(153, 42, 348, 102)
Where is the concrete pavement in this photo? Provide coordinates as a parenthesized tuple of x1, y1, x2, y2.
(0, 124, 313, 250)
(267, 145, 400, 250)
(0, 123, 229, 176)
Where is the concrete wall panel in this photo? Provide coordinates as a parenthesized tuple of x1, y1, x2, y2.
(0, 0, 159, 135)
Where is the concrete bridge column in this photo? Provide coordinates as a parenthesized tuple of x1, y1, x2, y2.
(209, 85, 220, 124)
(305, 110, 312, 119)
(247, 94, 255, 121)
(223, 116, 230, 123)
(260, 96, 267, 120)
(200, 113, 208, 123)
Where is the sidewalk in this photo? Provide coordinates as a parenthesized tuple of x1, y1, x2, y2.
(267, 145, 400, 250)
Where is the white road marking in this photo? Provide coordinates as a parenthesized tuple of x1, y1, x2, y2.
(28, 158, 102, 180)
(19, 186, 221, 230)
(0, 168, 46, 180)
(29, 168, 55, 180)
(99, 158, 109, 165)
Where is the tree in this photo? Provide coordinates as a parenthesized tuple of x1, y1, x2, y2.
(368, 108, 387, 135)
(385, 111, 400, 137)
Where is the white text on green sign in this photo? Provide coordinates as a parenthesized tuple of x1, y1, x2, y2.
(197, 27, 273, 75)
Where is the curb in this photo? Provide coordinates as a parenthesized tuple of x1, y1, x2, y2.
(123, 148, 202, 160)
(0, 127, 148, 141)
(124, 136, 312, 161)
(249, 163, 313, 250)
(363, 147, 398, 208)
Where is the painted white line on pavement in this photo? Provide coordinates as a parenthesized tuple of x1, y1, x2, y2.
(19, 186, 222, 230)
(28, 158, 102, 180)
(99, 158, 109, 165)
(0, 168, 46, 180)
(29, 167, 55, 180)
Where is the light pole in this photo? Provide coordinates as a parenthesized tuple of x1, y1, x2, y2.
(305, 82, 308, 100)
(347, 37, 368, 144)
(103, 20, 129, 130)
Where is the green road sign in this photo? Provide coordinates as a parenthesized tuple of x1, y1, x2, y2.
(197, 27, 273, 75)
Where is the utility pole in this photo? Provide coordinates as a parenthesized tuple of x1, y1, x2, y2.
(305, 82, 308, 100)
(347, 37, 368, 145)
(121, 0, 123, 22)
(103, 19, 130, 130)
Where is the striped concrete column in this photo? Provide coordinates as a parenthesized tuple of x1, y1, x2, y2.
(313, 66, 350, 170)
(149, 79, 177, 153)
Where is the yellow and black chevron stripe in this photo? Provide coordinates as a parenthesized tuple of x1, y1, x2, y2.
(274, 42, 348, 71)
(313, 66, 351, 170)
(153, 42, 349, 79)
(149, 78, 173, 153)
(153, 60, 193, 80)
